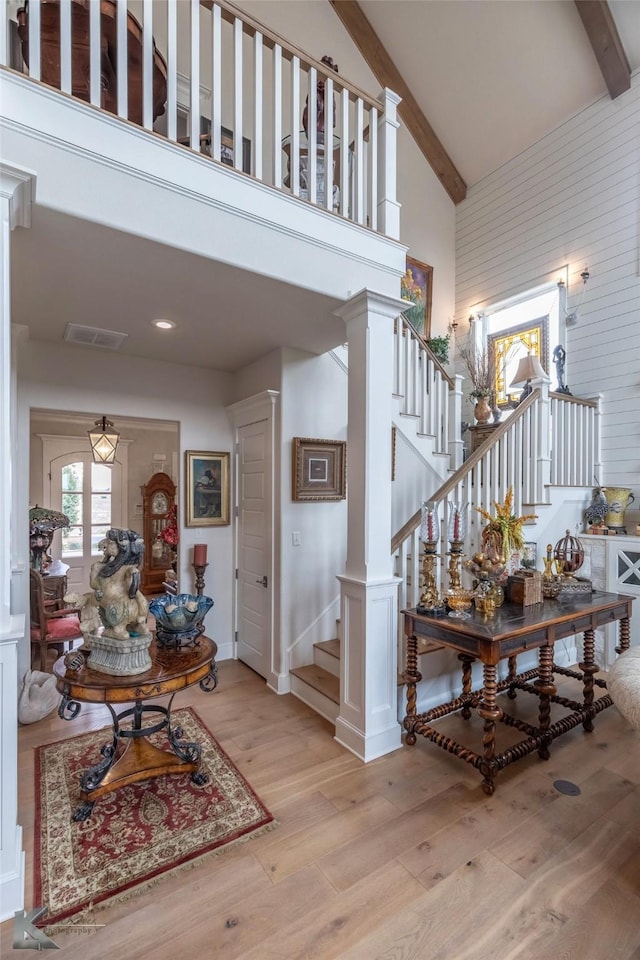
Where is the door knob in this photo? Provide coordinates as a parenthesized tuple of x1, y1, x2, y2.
(255, 575, 268, 588)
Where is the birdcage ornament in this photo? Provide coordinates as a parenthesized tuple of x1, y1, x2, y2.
(552, 530, 592, 596)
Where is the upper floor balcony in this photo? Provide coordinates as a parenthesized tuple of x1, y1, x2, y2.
(1, 0, 405, 311)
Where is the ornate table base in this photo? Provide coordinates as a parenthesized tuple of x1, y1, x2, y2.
(73, 698, 208, 821)
(54, 637, 218, 820)
(403, 592, 632, 795)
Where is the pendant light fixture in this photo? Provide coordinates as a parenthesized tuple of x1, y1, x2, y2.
(88, 416, 120, 464)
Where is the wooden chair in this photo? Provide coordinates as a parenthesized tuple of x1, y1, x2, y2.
(29, 569, 82, 672)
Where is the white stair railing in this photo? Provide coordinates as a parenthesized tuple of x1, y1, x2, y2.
(5, 0, 399, 237)
(392, 382, 600, 663)
(549, 391, 600, 487)
(393, 318, 461, 461)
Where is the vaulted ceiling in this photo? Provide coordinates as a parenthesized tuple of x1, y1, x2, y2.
(332, 0, 640, 200)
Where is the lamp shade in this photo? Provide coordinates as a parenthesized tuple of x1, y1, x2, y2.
(88, 416, 120, 464)
(509, 353, 549, 389)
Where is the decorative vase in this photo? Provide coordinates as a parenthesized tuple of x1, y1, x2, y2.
(600, 487, 635, 532)
(473, 396, 492, 424)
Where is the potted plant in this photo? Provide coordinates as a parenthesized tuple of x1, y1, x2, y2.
(426, 334, 450, 365)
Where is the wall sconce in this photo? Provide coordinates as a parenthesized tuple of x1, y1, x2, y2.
(563, 267, 590, 327)
(449, 317, 458, 332)
(88, 416, 120, 464)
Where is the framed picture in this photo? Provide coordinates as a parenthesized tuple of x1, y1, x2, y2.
(185, 451, 230, 527)
(292, 438, 346, 502)
(401, 256, 433, 340)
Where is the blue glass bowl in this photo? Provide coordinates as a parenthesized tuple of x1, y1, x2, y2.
(149, 593, 213, 646)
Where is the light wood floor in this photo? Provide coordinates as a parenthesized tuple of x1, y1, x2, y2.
(2, 658, 640, 959)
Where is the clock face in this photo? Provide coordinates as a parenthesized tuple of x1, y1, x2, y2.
(151, 492, 169, 515)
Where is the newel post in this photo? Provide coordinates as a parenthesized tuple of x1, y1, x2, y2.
(377, 88, 401, 240)
(448, 374, 465, 470)
(532, 377, 551, 500)
(592, 393, 603, 484)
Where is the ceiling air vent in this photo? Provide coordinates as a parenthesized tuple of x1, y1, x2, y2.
(64, 323, 128, 351)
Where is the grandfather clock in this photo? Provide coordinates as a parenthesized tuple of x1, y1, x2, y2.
(140, 472, 177, 595)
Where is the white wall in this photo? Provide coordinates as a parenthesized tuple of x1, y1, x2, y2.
(455, 74, 640, 503)
(16, 339, 235, 675)
(278, 347, 348, 671)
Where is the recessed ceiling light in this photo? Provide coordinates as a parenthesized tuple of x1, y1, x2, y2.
(152, 319, 176, 330)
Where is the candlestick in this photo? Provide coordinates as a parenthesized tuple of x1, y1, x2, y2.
(193, 562, 209, 597)
(193, 543, 207, 566)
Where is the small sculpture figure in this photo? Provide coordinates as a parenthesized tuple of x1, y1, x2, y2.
(87, 528, 151, 641)
(584, 487, 608, 529)
(302, 55, 339, 143)
(553, 344, 571, 395)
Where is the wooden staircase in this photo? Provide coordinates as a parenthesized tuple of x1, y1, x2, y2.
(290, 638, 340, 723)
(288, 331, 600, 735)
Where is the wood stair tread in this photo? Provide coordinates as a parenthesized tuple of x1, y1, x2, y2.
(313, 638, 340, 659)
(290, 665, 340, 703)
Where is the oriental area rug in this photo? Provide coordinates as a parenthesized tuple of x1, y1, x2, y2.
(34, 707, 275, 927)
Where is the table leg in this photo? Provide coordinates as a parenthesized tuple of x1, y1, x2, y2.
(477, 663, 502, 795)
(579, 627, 599, 732)
(458, 654, 475, 719)
(403, 633, 422, 746)
(534, 642, 556, 759)
(616, 617, 631, 655)
(200, 657, 219, 692)
(168, 707, 209, 786)
(507, 655, 518, 699)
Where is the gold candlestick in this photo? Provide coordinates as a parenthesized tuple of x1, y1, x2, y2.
(417, 543, 440, 611)
(447, 542, 464, 591)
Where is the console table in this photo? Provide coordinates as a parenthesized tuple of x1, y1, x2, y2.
(403, 591, 632, 795)
(54, 637, 218, 821)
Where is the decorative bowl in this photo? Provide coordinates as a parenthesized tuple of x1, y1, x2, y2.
(446, 588, 475, 620)
(148, 593, 214, 647)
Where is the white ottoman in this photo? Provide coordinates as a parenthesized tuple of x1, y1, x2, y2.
(608, 647, 640, 730)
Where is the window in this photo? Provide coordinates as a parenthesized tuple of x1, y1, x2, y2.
(489, 317, 549, 408)
(481, 284, 560, 408)
(61, 461, 112, 558)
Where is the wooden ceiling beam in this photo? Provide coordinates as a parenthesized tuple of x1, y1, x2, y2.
(574, 0, 631, 99)
(329, 0, 466, 205)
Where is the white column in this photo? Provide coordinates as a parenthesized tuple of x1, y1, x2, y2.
(448, 373, 465, 470)
(0, 164, 35, 922)
(333, 290, 407, 762)
(377, 88, 401, 240)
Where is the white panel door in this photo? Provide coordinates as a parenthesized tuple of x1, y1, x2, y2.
(236, 420, 271, 678)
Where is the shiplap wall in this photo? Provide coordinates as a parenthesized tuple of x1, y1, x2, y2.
(455, 73, 639, 492)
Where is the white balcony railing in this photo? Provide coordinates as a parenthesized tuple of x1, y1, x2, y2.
(3, 0, 399, 237)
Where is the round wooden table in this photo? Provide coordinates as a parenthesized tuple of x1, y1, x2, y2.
(53, 636, 218, 821)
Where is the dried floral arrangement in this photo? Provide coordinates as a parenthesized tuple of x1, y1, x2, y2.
(476, 487, 537, 560)
(458, 339, 496, 399)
